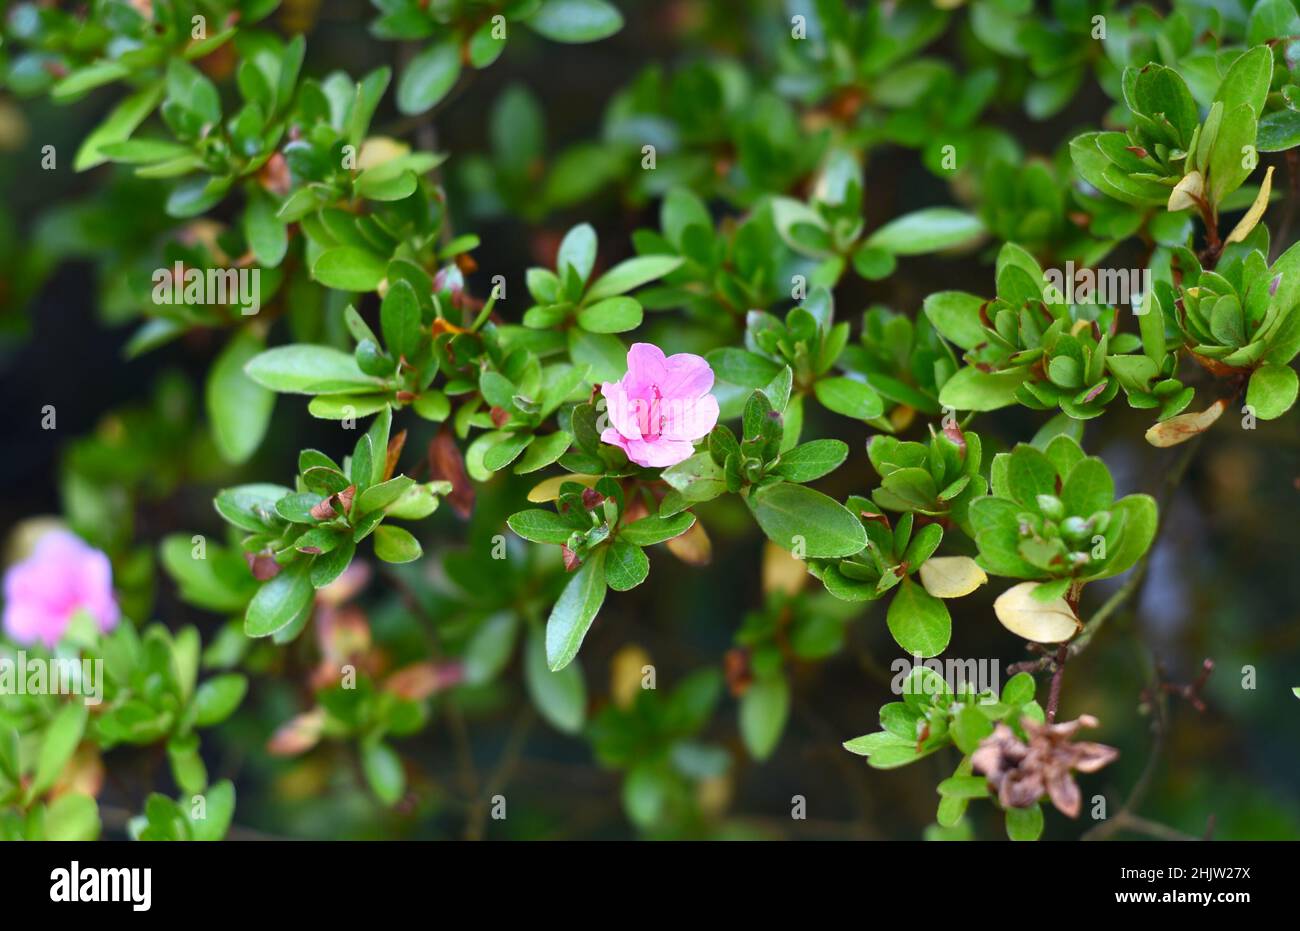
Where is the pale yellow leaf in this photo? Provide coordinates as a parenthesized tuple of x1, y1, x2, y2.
(358, 136, 409, 170)
(665, 519, 711, 566)
(1225, 165, 1274, 245)
(525, 473, 600, 503)
(763, 541, 808, 596)
(993, 582, 1080, 643)
(919, 556, 988, 599)
(610, 644, 651, 710)
(1167, 170, 1204, 212)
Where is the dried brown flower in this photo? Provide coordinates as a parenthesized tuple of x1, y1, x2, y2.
(971, 714, 1118, 818)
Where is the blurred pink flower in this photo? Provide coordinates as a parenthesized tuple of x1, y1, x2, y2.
(3, 530, 119, 648)
(600, 342, 719, 468)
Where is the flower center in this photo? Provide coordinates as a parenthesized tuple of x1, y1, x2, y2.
(637, 385, 665, 440)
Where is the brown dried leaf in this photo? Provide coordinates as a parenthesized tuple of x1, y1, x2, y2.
(1145, 397, 1227, 447)
(427, 431, 474, 518)
(384, 429, 407, 482)
(267, 709, 326, 756)
(666, 518, 712, 566)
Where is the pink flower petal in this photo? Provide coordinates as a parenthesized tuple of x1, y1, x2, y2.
(622, 437, 696, 468)
(599, 427, 633, 456)
(623, 342, 669, 396)
(600, 381, 645, 441)
(660, 352, 715, 399)
(661, 392, 719, 441)
(1, 530, 118, 648)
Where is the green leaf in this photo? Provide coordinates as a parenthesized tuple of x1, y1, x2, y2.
(245, 345, 381, 394)
(244, 188, 289, 267)
(557, 223, 597, 282)
(355, 475, 415, 514)
(661, 452, 727, 502)
(706, 348, 784, 388)
(586, 255, 683, 300)
(214, 482, 292, 531)
(508, 508, 576, 544)
(0, 727, 17, 784)
(886, 579, 952, 658)
(1214, 45, 1272, 119)
(308, 394, 390, 419)
(748, 482, 867, 558)
(32, 703, 88, 798)
(865, 208, 983, 255)
(463, 612, 519, 685)
(771, 439, 849, 482)
(53, 59, 131, 100)
(619, 512, 695, 545)
(412, 391, 451, 422)
(188, 780, 235, 841)
(514, 432, 572, 473)
(923, 291, 987, 350)
(525, 624, 587, 733)
(354, 168, 417, 201)
(74, 81, 165, 171)
(45, 793, 100, 841)
(192, 674, 248, 727)
(842, 731, 938, 768)
(577, 297, 643, 333)
(1002, 672, 1036, 705)
(740, 676, 790, 761)
(605, 541, 649, 591)
(245, 559, 314, 638)
(1060, 458, 1114, 517)
(313, 247, 388, 292)
(526, 0, 624, 43)
(1208, 104, 1258, 206)
(1247, 363, 1299, 419)
(167, 175, 233, 218)
(361, 740, 405, 805)
(567, 329, 627, 383)
(207, 328, 275, 465)
(1257, 108, 1300, 152)
(939, 366, 1027, 411)
(1092, 493, 1157, 579)
(814, 376, 884, 420)
(1006, 803, 1044, 841)
(311, 539, 355, 588)
(952, 706, 994, 755)
(373, 524, 422, 563)
(396, 38, 462, 115)
(937, 774, 990, 800)
(483, 433, 533, 472)
(380, 278, 421, 359)
(545, 548, 609, 670)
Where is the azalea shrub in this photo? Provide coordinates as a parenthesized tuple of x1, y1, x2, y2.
(1, 0, 1299, 842)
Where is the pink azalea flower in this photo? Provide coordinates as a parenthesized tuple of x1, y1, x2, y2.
(600, 342, 720, 468)
(3, 530, 119, 648)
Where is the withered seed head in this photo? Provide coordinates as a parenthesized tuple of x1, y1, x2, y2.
(971, 714, 1118, 818)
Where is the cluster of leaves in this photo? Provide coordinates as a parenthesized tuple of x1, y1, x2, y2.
(3, 0, 1299, 841)
(208, 408, 450, 639)
(926, 242, 1188, 420)
(1, 618, 242, 840)
(844, 667, 1050, 841)
(809, 426, 988, 657)
(371, 0, 624, 116)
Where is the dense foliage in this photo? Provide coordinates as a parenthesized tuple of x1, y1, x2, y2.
(1, 0, 1298, 841)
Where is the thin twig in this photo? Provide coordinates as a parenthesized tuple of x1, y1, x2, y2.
(1045, 644, 1069, 722)
(464, 706, 535, 841)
